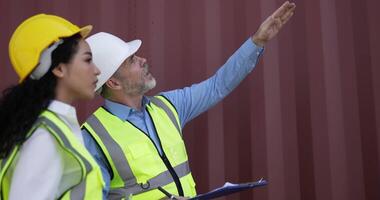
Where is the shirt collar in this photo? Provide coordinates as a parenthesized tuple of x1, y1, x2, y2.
(104, 96, 151, 120)
(47, 100, 78, 126)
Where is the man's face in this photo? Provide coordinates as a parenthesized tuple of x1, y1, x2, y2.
(115, 54, 156, 96)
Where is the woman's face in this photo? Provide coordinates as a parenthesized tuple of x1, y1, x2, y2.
(54, 39, 100, 103)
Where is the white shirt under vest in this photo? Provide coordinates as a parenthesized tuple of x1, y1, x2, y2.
(9, 100, 84, 200)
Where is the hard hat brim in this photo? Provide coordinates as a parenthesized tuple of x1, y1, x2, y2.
(79, 25, 93, 38)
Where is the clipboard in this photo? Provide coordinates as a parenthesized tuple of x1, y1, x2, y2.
(189, 178, 268, 200)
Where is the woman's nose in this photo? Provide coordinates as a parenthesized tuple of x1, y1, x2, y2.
(94, 64, 101, 75)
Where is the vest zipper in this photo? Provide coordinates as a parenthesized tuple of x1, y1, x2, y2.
(125, 107, 184, 196)
(145, 108, 184, 196)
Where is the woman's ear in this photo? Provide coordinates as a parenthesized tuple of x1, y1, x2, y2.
(105, 77, 122, 90)
(52, 63, 66, 78)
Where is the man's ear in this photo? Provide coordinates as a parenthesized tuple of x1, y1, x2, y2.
(105, 77, 122, 90)
(52, 63, 66, 78)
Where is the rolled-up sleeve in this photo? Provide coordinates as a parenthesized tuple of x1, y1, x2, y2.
(162, 38, 264, 128)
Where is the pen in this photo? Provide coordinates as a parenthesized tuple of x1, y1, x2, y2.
(157, 186, 178, 200)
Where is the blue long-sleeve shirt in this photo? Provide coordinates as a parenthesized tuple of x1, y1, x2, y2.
(82, 38, 264, 198)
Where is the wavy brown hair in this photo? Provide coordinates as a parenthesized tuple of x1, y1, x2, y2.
(0, 33, 82, 158)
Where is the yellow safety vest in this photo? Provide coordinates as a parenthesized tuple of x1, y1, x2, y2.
(82, 96, 197, 200)
(0, 110, 104, 200)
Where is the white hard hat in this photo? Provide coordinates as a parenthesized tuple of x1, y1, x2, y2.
(86, 32, 142, 93)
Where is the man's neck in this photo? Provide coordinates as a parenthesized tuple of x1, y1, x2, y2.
(108, 94, 144, 111)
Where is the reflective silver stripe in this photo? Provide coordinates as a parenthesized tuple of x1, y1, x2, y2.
(150, 97, 182, 136)
(38, 117, 92, 173)
(70, 180, 86, 199)
(38, 117, 92, 199)
(109, 161, 191, 198)
(86, 115, 137, 186)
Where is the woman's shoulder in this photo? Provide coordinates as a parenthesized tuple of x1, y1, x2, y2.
(21, 127, 61, 157)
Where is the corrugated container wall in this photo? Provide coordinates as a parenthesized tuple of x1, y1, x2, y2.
(1, 0, 380, 200)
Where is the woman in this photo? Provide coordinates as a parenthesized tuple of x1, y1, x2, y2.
(0, 14, 104, 199)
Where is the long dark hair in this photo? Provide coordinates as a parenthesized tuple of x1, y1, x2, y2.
(0, 33, 82, 158)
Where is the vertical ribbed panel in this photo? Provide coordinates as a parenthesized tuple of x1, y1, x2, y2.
(1, 0, 379, 199)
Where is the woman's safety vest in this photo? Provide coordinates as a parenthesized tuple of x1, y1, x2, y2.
(82, 96, 197, 200)
(0, 110, 104, 200)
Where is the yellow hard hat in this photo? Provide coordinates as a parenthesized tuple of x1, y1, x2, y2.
(9, 14, 92, 82)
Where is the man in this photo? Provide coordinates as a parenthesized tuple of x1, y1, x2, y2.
(82, 1, 296, 199)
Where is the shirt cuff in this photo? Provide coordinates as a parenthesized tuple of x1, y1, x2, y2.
(239, 38, 265, 62)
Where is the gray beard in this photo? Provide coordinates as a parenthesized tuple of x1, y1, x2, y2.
(124, 77, 157, 96)
(141, 78, 157, 94)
